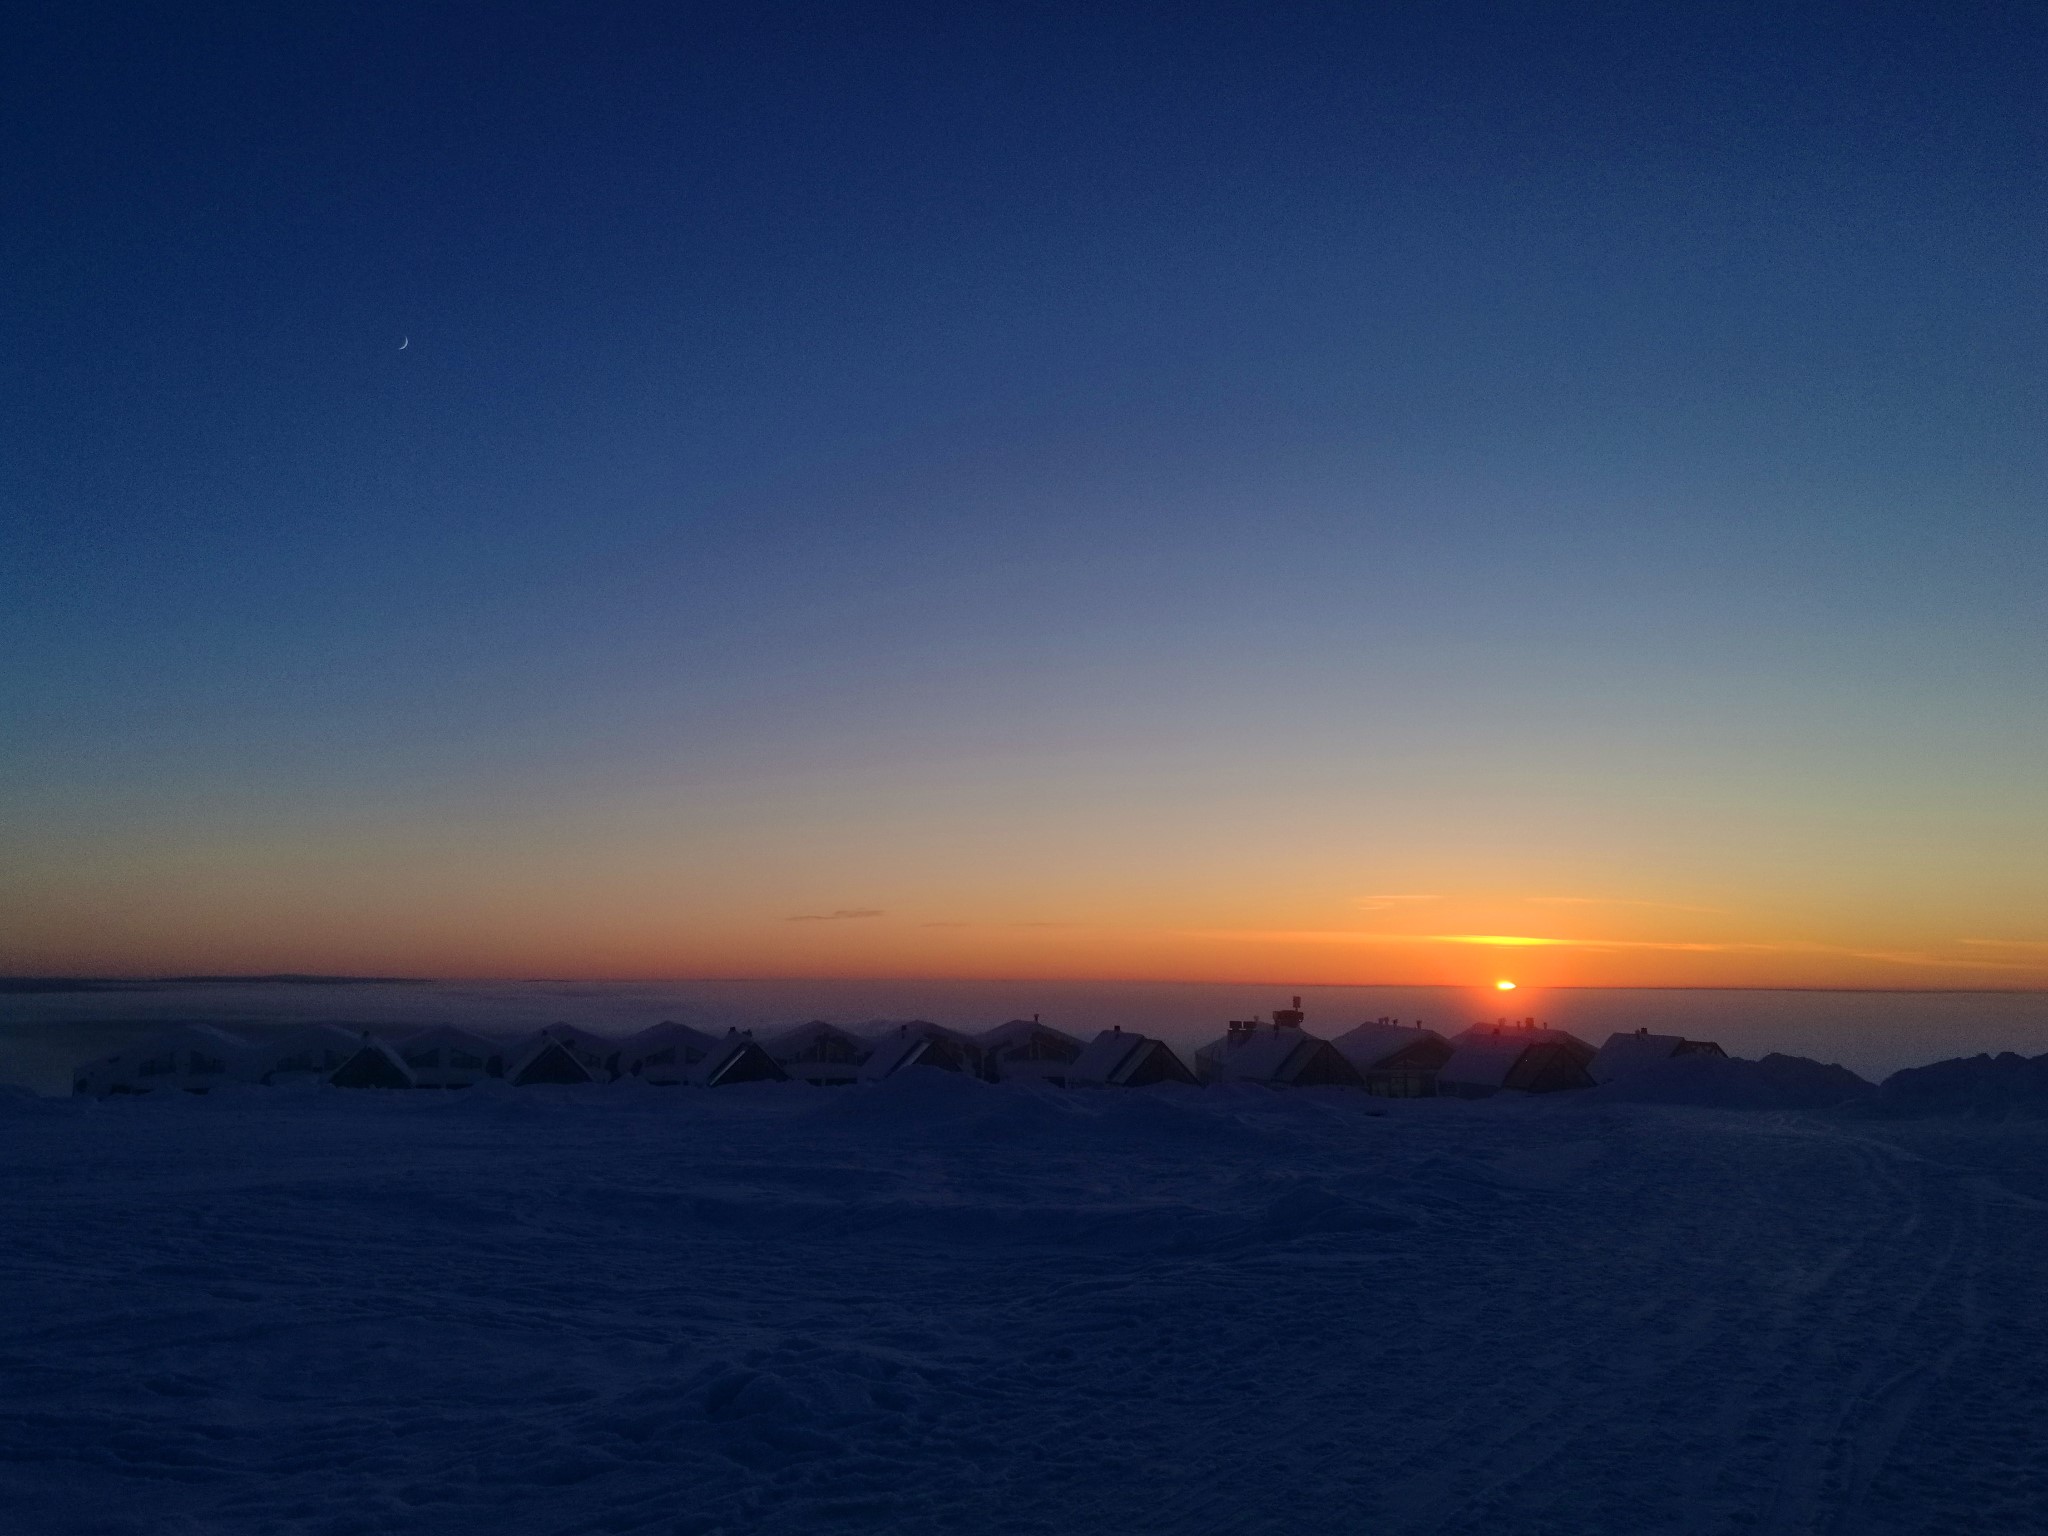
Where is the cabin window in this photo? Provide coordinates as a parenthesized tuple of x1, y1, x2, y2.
(645, 1048, 675, 1067)
(138, 1055, 176, 1076)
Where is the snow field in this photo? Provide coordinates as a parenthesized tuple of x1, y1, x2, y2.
(2, 1072, 2044, 1534)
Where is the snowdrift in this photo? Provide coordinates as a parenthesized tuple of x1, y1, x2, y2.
(8, 1059, 2047, 1533)
(1589, 1051, 1873, 1110)
(1875, 1050, 2048, 1119)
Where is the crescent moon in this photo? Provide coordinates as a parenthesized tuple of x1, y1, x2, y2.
(399, 337, 409, 350)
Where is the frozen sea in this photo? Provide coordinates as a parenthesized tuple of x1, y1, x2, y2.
(5, 1073, 2047, 1534)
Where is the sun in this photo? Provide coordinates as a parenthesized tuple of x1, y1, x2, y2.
(1495, 980, 1517, 991)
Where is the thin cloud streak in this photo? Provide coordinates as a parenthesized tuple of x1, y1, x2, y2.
(1524, 896, 1726, 914)
(787, 909, 884, 923)
(1189, 930, 2048, 971)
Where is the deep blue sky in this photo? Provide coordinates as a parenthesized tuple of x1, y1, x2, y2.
(5, 2, 2047, 983)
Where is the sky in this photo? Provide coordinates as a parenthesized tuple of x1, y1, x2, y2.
(4, 1, 2046, 988)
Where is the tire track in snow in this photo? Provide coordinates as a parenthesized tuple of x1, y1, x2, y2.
(3, 1090, 2043, 1535)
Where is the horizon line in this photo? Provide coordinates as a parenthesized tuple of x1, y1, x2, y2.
(6, 972, 2048, 998)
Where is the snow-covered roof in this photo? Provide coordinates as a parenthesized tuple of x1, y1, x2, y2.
(535, 1022, 622, 1052)
(1438, 1038, 1534, 1091)
(1068, 1029, 1194, 1086)
(1440, 1034, 1598, 1093)
(397, 1024, 505, 1054)
(1590, 1031, 1711, 1082)
(328, 1038, 416, 1090)
(127, 1023, 254, 1059)
(244, 1024, 362, 1077)
(505, 1036, 603, 1086)
(1195, 1026, 1361, 1087)
(259, 1022, 361, 1053)
(689, 1031, 788, 1087)
(73, 1025, 262, 1094)
(977, 1020, 1086, 1082)
(859, 1027, 979, 1081)
(507, 1023, 622, 1079)
(1449, 1023, 1597, 1062)
(764, 1020, 871, 1064)
(390, 1024, 505, 1084)
(854, 1019, 972, 1045)
(619, 1020, 719, 1061)
(975, 1018, 1084, 1056)
(1070, 1029, 1148, 1084)
(1332, 1021, 1450, 1072)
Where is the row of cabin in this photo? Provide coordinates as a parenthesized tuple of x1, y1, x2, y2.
(1188, 999, 1601, 1098)
(772, 1017, 1198, 1088)
(68, 1017, 1199, 1096)
(71, 1009, 1723, 1100)
(1190, 1001, 1723, 1099)
(70, 1022, 788, 1097)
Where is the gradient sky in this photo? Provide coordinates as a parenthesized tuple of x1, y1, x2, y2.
(5, 2, 2047, 987)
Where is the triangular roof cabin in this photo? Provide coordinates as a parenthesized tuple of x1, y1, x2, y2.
(689, 1030, 790, 1087)
(1450, 1019, 1597, 1063)
(1068, 1028, 1198, 1087)
(1195, 1002, 1362, 1088)
(506, 1035, 602, 1087)
(1333, 1020, 1452, 1098)
(1439, 1022, 1598, 1098)
(763, 1020, 872, 1085)
(328, 1037, 417, 1090)
(394, 1025, 507, 1088)
(505, 1023, 620, 1085)
(618, 1021, 722, 1085)
(71, 1025, 259, 1096)
(1590, 1029, 1727, 1083)
(858, 1021, 983, 1082)
(976, 1018, 1085, 1085)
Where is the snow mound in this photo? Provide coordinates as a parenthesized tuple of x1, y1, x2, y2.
(1875, 1051, 2048, 1119)
(1591, 1051, 1873, 1110)
(812, 1064, 1091, 1137)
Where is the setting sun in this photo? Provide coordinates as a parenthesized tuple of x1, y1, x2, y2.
(1496, 980, 1517, 991)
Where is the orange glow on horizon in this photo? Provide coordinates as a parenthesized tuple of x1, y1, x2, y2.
(8, 832, 2048, 990)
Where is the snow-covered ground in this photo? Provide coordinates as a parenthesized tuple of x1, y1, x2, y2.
(4, 1074, 2043, 1534)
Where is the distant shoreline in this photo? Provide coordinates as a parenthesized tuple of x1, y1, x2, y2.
(0, 976, 432, 994)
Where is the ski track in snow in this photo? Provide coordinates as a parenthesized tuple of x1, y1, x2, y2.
(1, 1079, 2043, 1536)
